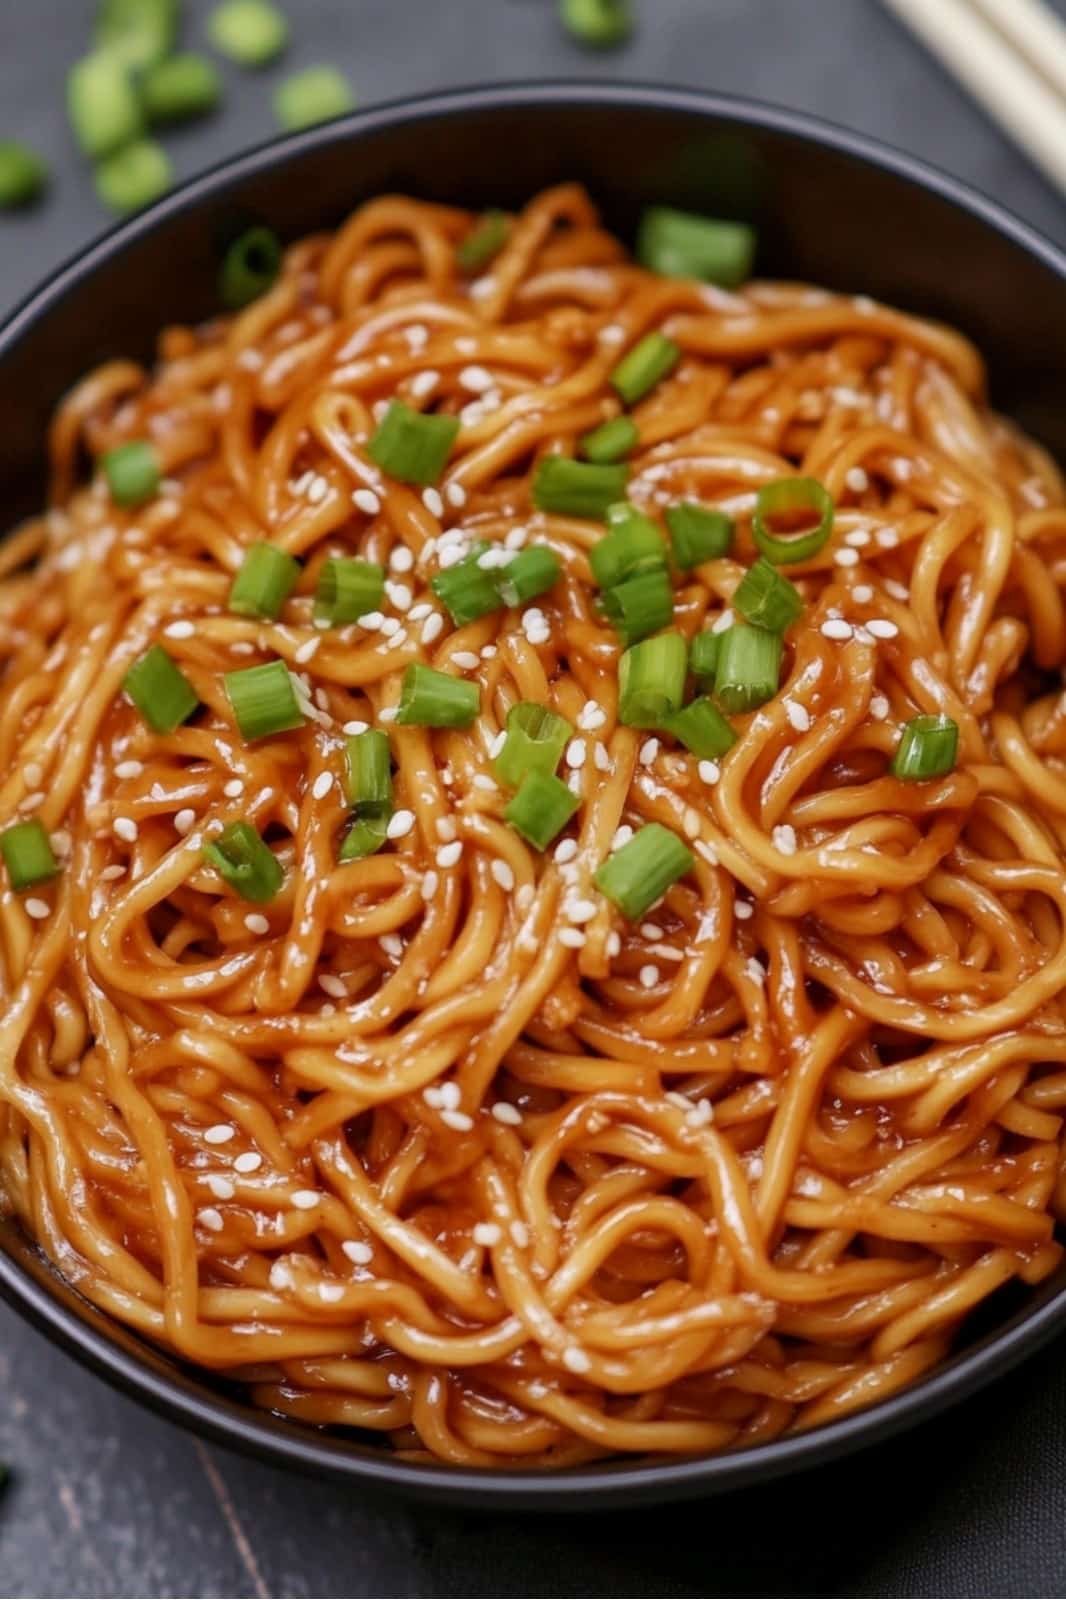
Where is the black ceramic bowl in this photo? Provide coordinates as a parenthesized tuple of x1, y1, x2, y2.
(2, 83, 1065, 1511)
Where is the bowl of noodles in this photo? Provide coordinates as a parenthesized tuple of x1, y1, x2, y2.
(1, 82, 1066, 1508)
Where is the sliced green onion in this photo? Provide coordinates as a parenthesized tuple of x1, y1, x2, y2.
(229, 542, 300, 620)
(141, 54, 222, 124)
(581, 415, 639, 465)
(666, 502, 733, 568)
(344, 728, 392, 816)
(219, 226, 283, 310)
(123, 644, 200, 734)
(610, 332, 681, 407)
(314, 558, 386, 626)
(595, 823, 694, 922)
(689, 630, 722, 684)
(1, 820, 59, 893)
(95, 0, 178, 68)
(102, 439, 160, 507)
(94, 139, 173, 215)
(733, 556, 804, 633)
(889, 715, 959, 782)
(0, 142, 47, 209)
(67, 51, 142, 158)
(532, 456, 628, 520)
(663, 697, 736, 759)
(203, 821, 283, 903)
(637, 206, 756, 289)
(274, 66, 355, 131)
(618, 631, 687, 727)
(590, 505, 667, 589)
(504, 771, 580, 851)
(396, 664, 479, 728)
(431, 548, 501, 626)
(714, 624, 782, 714)
(494, 702, 573, 788)
(559, 0, 632, 47)
(753, 477, 835, 566)
(338, 814, 388, 862)
(598, 567, 674, 645)
(207, 0, 289, 65)
(496, 546, 561, 608)
(457, 210, 508, 273)
(369, 400, 459, 487)
(224, 659, 304, 742)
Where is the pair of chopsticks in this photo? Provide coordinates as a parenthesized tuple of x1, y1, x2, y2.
(881, 0, 1066, 197)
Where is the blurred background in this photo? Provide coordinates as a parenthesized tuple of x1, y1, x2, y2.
(0, 2, 1064, 1596)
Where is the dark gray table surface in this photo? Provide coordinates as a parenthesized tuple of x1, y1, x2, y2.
(1, 2, 1065, 1596)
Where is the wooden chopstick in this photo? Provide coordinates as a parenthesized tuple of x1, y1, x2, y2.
(881, 0, 1066, 197)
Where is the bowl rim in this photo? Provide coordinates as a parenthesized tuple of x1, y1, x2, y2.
(2, 78, 1065, 1510)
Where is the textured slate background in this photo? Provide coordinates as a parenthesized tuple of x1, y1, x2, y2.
(1, 1, 1065, 1595)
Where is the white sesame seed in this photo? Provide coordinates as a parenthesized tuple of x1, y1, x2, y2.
(558, 927, 586, 948)
(234, 1151, 262, 1173)
(866, 618, 899, 639)
(869, 694, 891, 721)
(174, 808, 196, 835)
(440, 1108, 474, 1132)
(491, 859, 515, 891)
(711, 608, 735, 635)
(113, 816, 138, 843)
(114, 760, 143, 780)
(198, 1208, 224, 1233)
(566, 897, 598, 924)
(446, 483, 466, 508)
(639, 964, 660, 989)
(845, 529, 871, 548)
(204, 1124, 235, 1145)
(605, 931, 622, 959)
(695, 839, 719, 866)
(206, 1174, 235, 1200)
(244, 912, 269, 935)
(562, 1345, 591, 1373)
(291, 1190, 320, 1210)
(852, 584, 874, 604)
(353, 488, 381, 516)
(164, 619, 195, 639)
(820, 619, 853, 641)
(611, 825, 634, 850)
(437, 840, 463, 869)
(772, 823, 798, 855)
(269, 1261, 294, 1290)
(883, 578, 909, 601)
(420, 613, 444, 646)
(437, 1081, 461, 1112)
(681, 806, 700, 839)
(421, 870, 439, 900)
(380, 932, 404, 960)
(100, 864, 126, 881)
(685, 1099, 714, 1129)
(307, 476, 329, 505)
(390, 550, 416, 582)
(554, 837, 578, 864)
(473, 773, 497, 792)
(385, 581, 412, 612)
(409, 369, 439, 399)
(378, 706, 398, 722)
(784, 701, 811, 733)
(876, 528, 899, 549)
(377, 616, 400, 639)
(50, 830, 71, 856)
(342, 1239, 373, 1264)
(845, 466, 869, 493)
(577, 701, 607, 732)
(473, 1222, 502, 1247)
(319, 973, 348, 998)
(311, 771, 333, 801)
(358, 611, 385, 632)
(422, 487, 444, 518)
(24, 898, 49, 920)
(470, 274, 496, 301)
(422, 1085, 445, 1109)
(294, 636, 321, 665)
(318, 1282, 344, 1303)
(735, 900, 754, 921)
(451, 650, 479, 671)
(565, 738, 587, 770)
(223, 778, 244, 798)
(746, 956, 766, 983)
(405, 324, 429, 350)
(489, 729, 507, 759)
(343, 720, 369, 737)
(459, 365, 493, 394)
(639, 737, 660, 766)
(834, 547, 859, 567)
(435, 816, 457, 841)
(505, 526, 528, 550)
(492, 1102, 522, 1128)
(386, 810, 415, 840)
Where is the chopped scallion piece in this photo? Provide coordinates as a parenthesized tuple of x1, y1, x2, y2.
(753, 477, 835, 566)
(504, 771, 580, 851)
(714, 624, 782, 714)
(395, 663, 479, 728)
(1, 820, 59, 893)
(558, 0, 632, 47)
(224, 659, 304, 742)
(219, 226, 283, 309)
(580, 415, 638, 464)
(598, 567, 674, 645)
(494, 702, 573, 788)
(0, 142, 47, 209)
(314, 558, 385, 626)
(228, 542, 300, 620)
(733, 556, 804, 633)
(369, 400, 459, 486)
(666, 502, 733, 568)
(123, 644, 199, 733)
(610, 331, 680, 407)
(338, 814, 388, 862)
(689, 630, 722, 684)
(95, 0, 178, 68)
(141, 54, 222, 124)
(203, 821, 283, 903)
(67, 50, 142, 158)
(532, 456, 628, 520)
(618, 631, 687, 727)
(663, 697, 736, 759)
(457, 210, 508, 273)
(637, 206, 756, 288)
(94, 139, 173, 214)
(103, 440, 160, 506)
(889, 714, 959, 782)
(343, 728, 392, 816)
(496, 546, 561, 608)
(207, 0, 289, 65)
(595, 822, 693, 922)
(274, 66, 355, 131)
(431, 547, 501, 626)
(590, 504, 667, 589)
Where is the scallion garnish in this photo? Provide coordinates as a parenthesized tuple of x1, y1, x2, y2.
(141, 54, 221, 124)
(343, 728, 392, 816)
(636, 206, 756, 288)
(666, 502, 733, 568)
(504, 771, 580, 851)
(369, 401, 460, 486)
(95, 0, 177, 69)
(207, 0, 289, 65)
(224, 659, 304, 742)
(395, 663, 479, 727)
(494, 702, 573, 788)
(314, 557, 385, 626)
(559, 0, 632, 48)
(589, 504, 667, 589)
(610, 331, 680, 407)
(733, 556, 804, 633)
(0, 819, 59, 893)
(431, 546, 502, 625)
(229, 542, 300, 620)
(0, 142, 46, 209)
(753, 477, 835, 566)
(663, 697, 736, 759)
(598, 566, 674, 645)
(496, 546, 561, 608)
(689, 630, 722, 684)
(618, 631, 687, 727)
(67, 50, 142, 159)
(532, 456, 628, 520)
(713, 624, 782, 714)
(274, 66, 355, 132)
(595, 822, 694, 921)
(123, 644, 199, 734)
(338, 814, 388, 862)
(94, 139, 172, 215)
(219, 226, 282, 309)
(202, 821, 283, 903)
(103, 440, 160, 507)
(457, 210, 508, 273)
(889, 714, 959, 782)
(581, 415, 638, 464)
